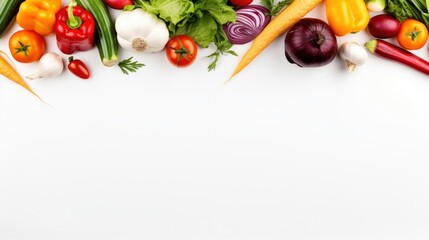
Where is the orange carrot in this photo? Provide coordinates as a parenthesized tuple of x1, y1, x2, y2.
(228, 0, 323, 81)
(0, 51, 41, 100)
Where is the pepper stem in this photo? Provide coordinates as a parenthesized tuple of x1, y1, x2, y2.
(364, 40, 377, 53)
(67, 0, 82, 29)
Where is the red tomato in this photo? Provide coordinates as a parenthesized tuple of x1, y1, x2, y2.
(229, 0, 253, 7)
(396, 19, 428, 50)
(8, 30, 45, 63)
(165, 35, 198, 68)
(103, 0, 134, 9)
(68, 57, 90, 79)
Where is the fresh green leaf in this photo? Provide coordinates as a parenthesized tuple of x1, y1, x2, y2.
(261, 0, 274, 11)
(118, 57, 145, 75)
(386, 0, 429, 28)
(194, 0, 236, 24)
(261, 0, 293, 15)
(206, 27, 237, 71)
(134, 0, 194, 25)
(272, 0, 293, 15)
(175, 14, 218, 48)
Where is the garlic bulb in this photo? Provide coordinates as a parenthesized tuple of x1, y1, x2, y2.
(115, 8, 169, 53)
(339, 42, 368, 72)
(27, 53, 64, 80)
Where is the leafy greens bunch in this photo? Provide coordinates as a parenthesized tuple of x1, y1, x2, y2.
(386, 0, 429, 28)
(134, 0, 237, 71)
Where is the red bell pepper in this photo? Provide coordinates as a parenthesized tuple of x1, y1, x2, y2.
(55, 0, 95, 54)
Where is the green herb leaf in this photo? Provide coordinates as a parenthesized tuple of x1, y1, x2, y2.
(262, 0, 293, 15)
(261, 0, 274, 11)
(272, 0, 293, 15)
(206, 27, 237, 72)
(118, 57, 145, 75)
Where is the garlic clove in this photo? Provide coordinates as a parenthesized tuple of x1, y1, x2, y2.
(339, 42, 368, 72)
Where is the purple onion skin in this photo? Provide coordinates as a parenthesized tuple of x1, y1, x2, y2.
(368, 14, 400, 39)
(284, 18, 338, 68)
(223, 5, 271, 45)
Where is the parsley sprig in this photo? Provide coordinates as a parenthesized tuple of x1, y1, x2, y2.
(118, 57, 145, 75)
(261, 0, 294, 16)
(207, 29, 238, 71)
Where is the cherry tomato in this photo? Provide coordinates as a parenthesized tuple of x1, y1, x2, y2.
(103, 0, 134, 9)
(165, 35, 198, 68)
(229, 0, 253, 7)
(8, 30, 45, 63)
(68, 56, 90, 79)
(396, 19, 429, 50)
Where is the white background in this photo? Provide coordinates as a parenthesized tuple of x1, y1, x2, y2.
(1, 1, 429, 239)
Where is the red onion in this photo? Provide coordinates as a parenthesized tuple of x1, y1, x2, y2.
(223, 5, 271, 45)
(367, 14, 400, 39)
(284, 18, 338, 67)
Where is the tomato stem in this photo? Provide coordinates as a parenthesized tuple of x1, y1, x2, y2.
(406, 26, 422, 42)
(14, 41, 30, 57)
(169, 38, 193, 66)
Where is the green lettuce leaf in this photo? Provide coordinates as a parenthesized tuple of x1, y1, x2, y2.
(135, 0, 195, 25)
(194, 0, 236, 24)
(174, 0, 235, 47)
(175, 14, 218, 48)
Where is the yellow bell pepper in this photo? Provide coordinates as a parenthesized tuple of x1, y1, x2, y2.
(325, 0, 370, 37)
(16, 0, 62, 36)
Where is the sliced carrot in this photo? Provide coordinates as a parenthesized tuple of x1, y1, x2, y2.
(228, 0, 323, 81)
(0, 50, 41, 100)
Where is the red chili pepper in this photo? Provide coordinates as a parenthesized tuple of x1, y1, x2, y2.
(365, 39, 429, 75)
(68, 56, 90, 79)
(55, 0, 95, 54)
